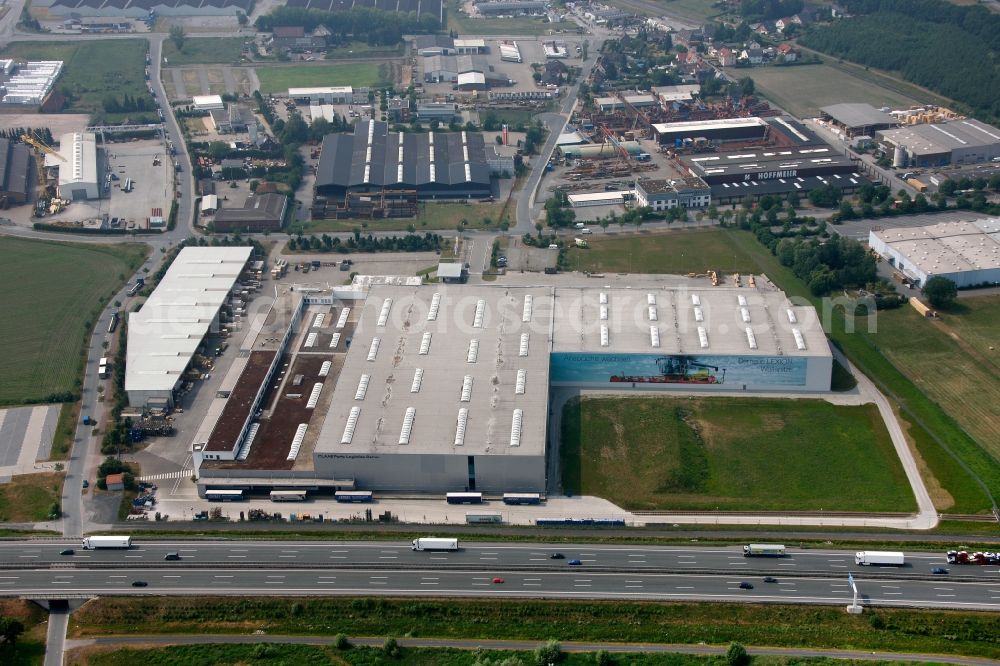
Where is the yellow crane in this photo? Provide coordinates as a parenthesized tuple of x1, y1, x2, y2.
(21, 133, 63, 202)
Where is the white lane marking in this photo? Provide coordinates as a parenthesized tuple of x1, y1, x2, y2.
(227, 555, 247, 558)
(529, 558, 548, 562)
(936, 594, 956, 598)
(378, 556, 398, 560)
(675, 586, 694, 589)
(231, 549, 249, 552)
(777, 563, 796, 567)
(369, 576, 388, 579)
(882, 592, 902, 595)
(108, 575, 126, 578)
(163, 576, 181, 578)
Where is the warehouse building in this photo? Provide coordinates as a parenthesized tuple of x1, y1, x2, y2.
(35, 0, 254, 18)
(314, 120, 492, 201)
(0, 138, 32, 206)
(50, 132, 99, 201)
(126, 246, 253, 409)
(212, 193, 288, 233)
(876, 119, 1000, 168)
(289, 87, 357, 104)
(652, 117, 769, 145)
(819, 103, 896, 138)
(868, 219, 1000, 289)
(0, 60, 63, 105)
(192, 94, 224, 111)
(634, 177, 711, 210)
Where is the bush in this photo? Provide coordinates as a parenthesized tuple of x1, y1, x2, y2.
(383, 636, 401, 658)
(334, 633, 350, 649)
(534, 640, 563, 665)
(594, 650, 614, 665)
(727, 642, 751, 666)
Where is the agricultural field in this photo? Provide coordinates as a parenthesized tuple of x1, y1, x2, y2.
(161, 37, 248, 65)
(564, 229, 758, 275)
(0, 40, 150, 119)
(748, 63, 924, 119)
(863, 298, 1000, 462)
(611, 0, 721, 21)
(255, 62, 390, 93)
(0, 238, 147, 405)
(560, 396, 916, 512)
(447, 2, 556, 36)
(0, 472, 63, 522)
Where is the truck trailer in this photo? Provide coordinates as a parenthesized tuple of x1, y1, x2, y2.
(411, 537, 459, 551)
(743, 544, 786, 557)
(947, 550, 999, 565)
(855, 551, 905, 566)
(81, 535, 132, 550)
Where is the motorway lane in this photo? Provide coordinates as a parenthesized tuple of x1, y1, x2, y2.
(2, 567, 1000, 609)
(2, 541, 998, 580)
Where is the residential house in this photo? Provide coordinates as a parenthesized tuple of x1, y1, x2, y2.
(777, 43, 798, 62)
(740, 44, 764, 65)
(684, 50, 701, 65)
(674, 28, 703, 48)
(542, 59, 569, 85)
(717, 47, 736, 67)
(269, 26, 327, 53)
(750, 22, 772, 37)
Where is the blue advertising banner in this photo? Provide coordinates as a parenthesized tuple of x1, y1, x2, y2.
(550, 353, 808, 387)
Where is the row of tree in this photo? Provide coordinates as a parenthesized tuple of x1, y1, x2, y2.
(255, 7, 439, 45)
(799, 10, 1000, 121)
(101, 93, 155, 114)
(739, 0, 805, 20)
(287, 232, 443, 253)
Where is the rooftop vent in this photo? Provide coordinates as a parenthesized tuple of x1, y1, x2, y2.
(697, 326, 709, 349)
(650, 326, 660, 347)
(427, 293, 441, 321)
(745, 327, 757, 350)
(515, 369, 527, 395)
(336, 307, 350, 329)
(354, 374, 370, 401)
(519, 332, 529, 357)
(460, 375, 474, 402)
(410, 368, 424, 393)
(510, 409, 523, 447)
(454, 408, 469, 446)
(366, 337, 381, 361)
(399, 407, 416, 445)
(377, 298, 393, 327)
(793, 328, 807, 350)
(467, 339, 480, 363)
(306, 383, 324, 409)
(522, 295, 533, 322)
(473, 299, 486, 328)
(419, 332, 432, 355)
(341, 406, 361, 444)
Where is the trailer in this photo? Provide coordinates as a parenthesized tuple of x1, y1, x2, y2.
(743, 544, 786, 557)
(946, 550, 999, 565)
(81, 535, 132, 549)
(411, 537, 459, 551)
(855, 551, 905, 566)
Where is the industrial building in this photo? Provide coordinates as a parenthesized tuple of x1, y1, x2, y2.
(50, 132, 99, 201)
(287, 0, 443, 22)
(126, 246, 253, 409)
(868, 219, 1000, 289)
(414, 35, 486, 56)
(191, 279, 832, 496)
(289, 86, 368, 105)
(0, 60, 63, 105)
(212, 193, 288, 233)
(314, 120, 492, 204)
(652, 117, 770, 145)
(498, 40, 522, 63)
(634, 177, 711, 210)
(192, 95, 224, 111)
(0, 138, 32, 206)
(35, 0, 255, 18)
(876, 119, 1000, 168)
(819, 103, 897, 138)
(679, 145, 866, 205)
(423, 54, 490, 83)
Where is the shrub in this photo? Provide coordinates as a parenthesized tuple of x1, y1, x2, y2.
(726, 642, 751, 666)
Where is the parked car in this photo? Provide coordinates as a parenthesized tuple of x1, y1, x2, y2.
(82, 480, 89, 489)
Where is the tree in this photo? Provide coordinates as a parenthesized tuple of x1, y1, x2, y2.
(938, 179, 957, 197)
(237, 12, 248, 26)
(534, 640, 563, 666)
(169, 25, 186, 52)
(593, 650, 613, 666)
(0, 617, 25, 647)
(382, 636, 401, 658)
(922, 275, 958, 309)
(726, 642, 751, 666)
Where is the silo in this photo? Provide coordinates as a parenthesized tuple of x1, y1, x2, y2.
(893, 145, 907, 168)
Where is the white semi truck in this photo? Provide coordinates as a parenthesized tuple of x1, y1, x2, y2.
(855, 551, 905, 566)
(743, 544, 786, 557)
(411, 537, 459, 551)
(81, 535, 132, 550)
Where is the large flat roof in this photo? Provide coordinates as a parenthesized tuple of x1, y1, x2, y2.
(877, 119, 1000, 156)
(316, 285, 553, 458)
(871, 218, 1000, 274)
(126, 246, 252, 395)
(683, 146, 850, 178)
(652, 117, 767, 134)
(820, 103, 895, 129)
(551, 286, 829, 357)
(54, 132, 97, 188)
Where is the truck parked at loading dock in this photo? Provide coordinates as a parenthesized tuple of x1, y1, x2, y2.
(411, 537, 459, 551)
(81, 535, 132, 549)
(743, 544, 786, 557)
(855, 551, 905, 566)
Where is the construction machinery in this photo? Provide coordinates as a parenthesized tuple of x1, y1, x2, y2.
(610, 356, 726, 385)
(21, 133, 63, 202)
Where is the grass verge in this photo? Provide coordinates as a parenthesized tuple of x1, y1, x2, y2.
(0, 472, 63, 522)
(0, 40, 149, 117)
(560, 396, 915, 512)
(0, 238, 147, 406)
(67, 597, 1000, 659)
(0, 599, 48, 666)
(724, 230, 999, 514)
(564, 229, 757, 275)
(303, 201, 509, 233)
(50, 400, 80, 460)
(161, 37, 248, 65)
(256, 62, 391, 93)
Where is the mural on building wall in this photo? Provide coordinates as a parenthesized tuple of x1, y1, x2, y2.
(550, 353, 808, 387)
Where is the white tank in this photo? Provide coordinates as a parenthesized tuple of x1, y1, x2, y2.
(893, 145, 907, 168)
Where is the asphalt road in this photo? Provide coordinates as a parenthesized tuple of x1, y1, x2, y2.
(4, 565, 1000, 610)
(3, 541, 998, 582)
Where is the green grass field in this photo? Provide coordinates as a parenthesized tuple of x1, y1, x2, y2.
(67, 597, 1000, 660)
(565, 229, 758, 275)
(0, 40, 149, 117)
(302, 202, 509, 233)
(748, 63, 925, 118)
(447, 3, 557, 36)
(161, 38, 248, 65)
(0, 473, 63, 522)
(561, 396, 915, 512)
(256, 62, 390, 93)
(0, 238, 146, 405)
(324, 41, 405, 60)
(610, 0, 721, 20)
(722, 230, 998, 514)
(862, 299, 1000, 462)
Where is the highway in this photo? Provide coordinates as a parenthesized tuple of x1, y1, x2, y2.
(3, 540, 999, 581)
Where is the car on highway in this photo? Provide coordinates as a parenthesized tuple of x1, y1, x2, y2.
(763, 576, 777, 583)
(931, 567, 949, 575)
(131, 581, 148, 587)
(550, 553, 565, 559)
(739, 582, 754, 590)
(164, 552, 180, 561)
(492, 577, 505, 584)
(59, 548, 74, 556)
(568, 559, 582, 566)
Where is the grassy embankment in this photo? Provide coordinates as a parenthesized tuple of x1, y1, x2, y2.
(67, 597, 1000, 660)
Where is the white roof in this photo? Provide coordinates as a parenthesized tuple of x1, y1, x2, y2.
(653, 117, 767, 134)
(454, 38, 485, 48)
(437, 262, 464, 278)
(53, 132, 97, 188)
(200, 194, 219, 211)
(568, 191, 626, 203)
(192, 95, 224, 109)
(126, 247, 252, 395)
(871, 219, 1000, 274)
(457, 71, 486, 85)
(288, 86, 353, 96)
